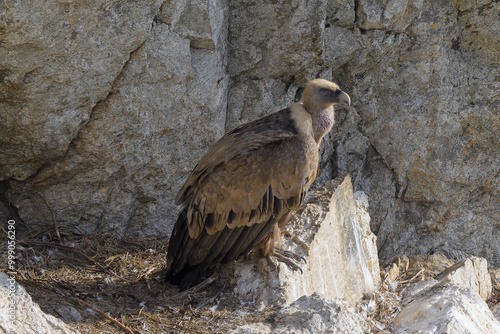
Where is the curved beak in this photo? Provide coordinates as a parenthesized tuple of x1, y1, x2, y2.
(337, 91, 351, 106)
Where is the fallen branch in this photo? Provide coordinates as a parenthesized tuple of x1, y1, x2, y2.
(434, 259, 466, 281)
(76, 298, 136, 334)
(175, 274, 219, 299)
(399, 268, 425, 284)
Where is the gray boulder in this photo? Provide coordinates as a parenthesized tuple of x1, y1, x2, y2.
(230, 293, 370, 334)
(0, 273, 79, 334)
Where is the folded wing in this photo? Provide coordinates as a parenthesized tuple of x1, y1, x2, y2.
(166, 111, 319, 278)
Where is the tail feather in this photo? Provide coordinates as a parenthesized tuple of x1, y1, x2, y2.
(165, 208, 209, 290)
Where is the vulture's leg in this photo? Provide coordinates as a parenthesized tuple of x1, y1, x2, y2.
(264, 219, 306, 274)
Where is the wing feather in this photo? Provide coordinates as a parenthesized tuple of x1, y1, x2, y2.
(186, 134, 317, 238)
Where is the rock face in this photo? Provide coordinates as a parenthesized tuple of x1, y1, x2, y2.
(233, 176, 380, 306)
(0, 273, 79, 334)
(1, 1, 499, 268)
(4, 0, 229, 235)
(0, 0, 163, 181)
(346, 0, 500, 267)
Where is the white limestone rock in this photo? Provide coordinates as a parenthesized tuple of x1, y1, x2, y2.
(233, 175, 380, 306)
(436, 256, 492, 301)
(394, 284, 500, 334)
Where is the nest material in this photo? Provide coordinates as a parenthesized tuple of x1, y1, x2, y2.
(1, 224, 276, 333)
(2, 224, 498, 333)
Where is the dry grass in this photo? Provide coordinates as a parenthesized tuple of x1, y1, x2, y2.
(1, 224, 277, 334)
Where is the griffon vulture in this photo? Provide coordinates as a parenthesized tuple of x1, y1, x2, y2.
(166, 79, 351, 290)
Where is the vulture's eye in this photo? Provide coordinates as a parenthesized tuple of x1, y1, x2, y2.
(319, 88, 331, 96)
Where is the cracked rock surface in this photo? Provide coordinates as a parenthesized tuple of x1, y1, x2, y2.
(0, 0, 163, 181)
(3, 0, 228, 235)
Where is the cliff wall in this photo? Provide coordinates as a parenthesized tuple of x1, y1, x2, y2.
(1, 0, 498, 265)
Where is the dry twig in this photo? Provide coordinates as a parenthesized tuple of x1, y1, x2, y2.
(175, 274, 219, 299)
(399, 268, 425, 284)
(76, 298, 136, 334)
(37, 193, 64, 244)
(18, 241, 106, 270)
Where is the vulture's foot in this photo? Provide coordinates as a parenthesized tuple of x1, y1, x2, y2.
(266, 249, 306, 274)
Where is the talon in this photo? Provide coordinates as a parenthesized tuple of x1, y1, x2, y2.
(266, 255, 278, 270)
(282, 250, 307, 264)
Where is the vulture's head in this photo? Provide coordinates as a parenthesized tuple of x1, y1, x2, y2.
(302, 79, 351, 111)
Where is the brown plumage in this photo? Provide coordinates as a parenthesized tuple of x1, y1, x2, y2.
(166, 79, 351, 290)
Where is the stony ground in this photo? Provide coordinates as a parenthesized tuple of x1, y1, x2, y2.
(2, 224, 499, 333)
(2, 224, 282, 333)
